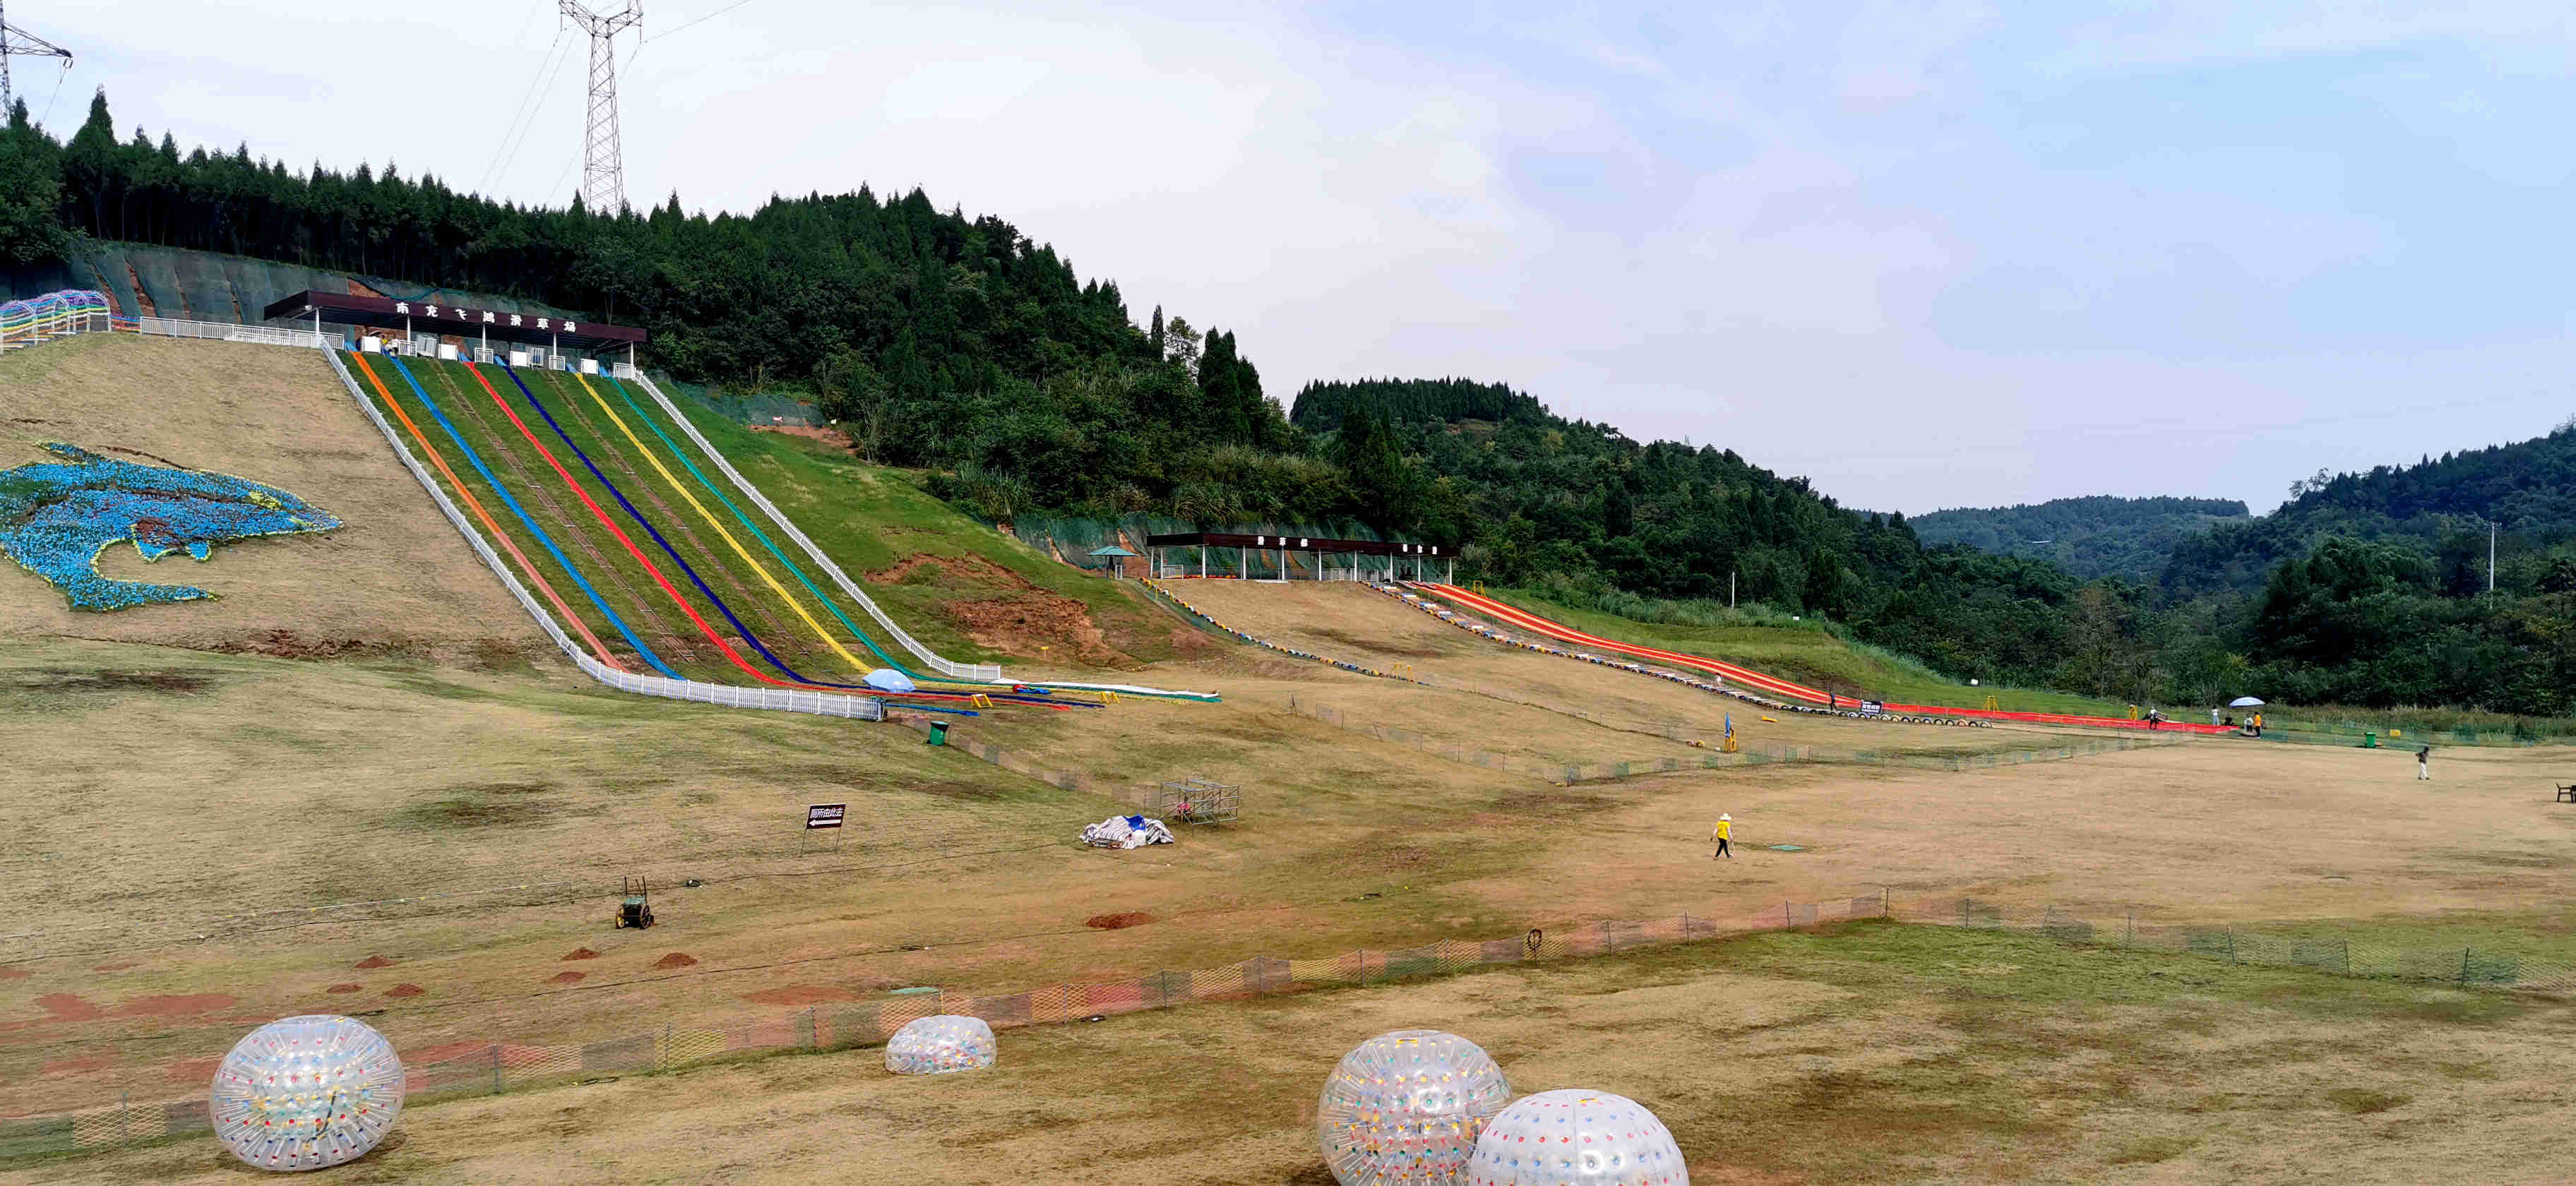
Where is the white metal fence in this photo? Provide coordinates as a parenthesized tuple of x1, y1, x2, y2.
(627, 372, 1005, 682)
(135, 316, 336, 349)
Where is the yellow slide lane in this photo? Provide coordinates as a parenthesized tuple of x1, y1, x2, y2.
(568, 372, 883, 678)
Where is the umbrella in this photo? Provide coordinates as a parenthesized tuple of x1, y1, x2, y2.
(2228, 696, 2265, 707)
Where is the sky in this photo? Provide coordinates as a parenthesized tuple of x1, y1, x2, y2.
(29, 1, 2576, 514)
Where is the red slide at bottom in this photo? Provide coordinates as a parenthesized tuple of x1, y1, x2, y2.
(1405, 583, 2231, 735)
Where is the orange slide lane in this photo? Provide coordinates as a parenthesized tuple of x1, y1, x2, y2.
(455, 361, 864, 695)
(1410, 582, 1830, 702)
(1410, 582, 2234, 733)
(349, 352, 626, 670)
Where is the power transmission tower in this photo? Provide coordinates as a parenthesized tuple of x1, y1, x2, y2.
(559, 1, 642, 212)
(0, 1, 76, 116)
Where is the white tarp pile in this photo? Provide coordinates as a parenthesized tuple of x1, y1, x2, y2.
(1080, 814, 1175, 849)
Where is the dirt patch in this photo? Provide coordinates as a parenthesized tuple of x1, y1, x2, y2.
(0, 669, 215, 696)
(749, 424, 852, 448)
(653, 952, 699, 969)
(28, 994, 100, 1023)
(89, 962, 134, 972)
(739, 984, 857, 1007)
(208, 630, 410, 661)
(867, 553, 1020, 588)
(165, 1056, 220, 1084)
(1085, 912, 1155, 930)
(0, 967, 25, 981)
(945, 597, 1133, 666)
(865, 553, 1133, 666)
(116, 994, 235, 1019)
(549, 971, 586, 985)
(324, 983, 362, 995)
(385, 984, 424, 998)
(354, 954, 395, 969)
(561, 948, 600, 962)
(40, 1055, 111, 1077)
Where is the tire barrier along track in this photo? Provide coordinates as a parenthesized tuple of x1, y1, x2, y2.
(1410, 582, 2229, 735)
(320, 347, 885, 722)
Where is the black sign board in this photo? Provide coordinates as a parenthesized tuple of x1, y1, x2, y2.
(1859, 700, 1885, 716)
(806, 803, 847, 829)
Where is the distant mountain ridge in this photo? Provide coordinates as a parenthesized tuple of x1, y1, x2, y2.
(1910, 496, 2248, 583)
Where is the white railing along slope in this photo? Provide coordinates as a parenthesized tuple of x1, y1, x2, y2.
(626, 371, 1005, 682)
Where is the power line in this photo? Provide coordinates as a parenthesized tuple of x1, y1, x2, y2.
(491, 30, 580, 198)
(642, 0, 757, 45)
(479, 26, 571, 195)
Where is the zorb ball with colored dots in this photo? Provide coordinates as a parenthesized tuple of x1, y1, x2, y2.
(209, 1014, 405, 1172)
(1317, 1029, 1512, 1185)
(1467, 1089, 1686, 1185)
(885, 1014, 996, 1074)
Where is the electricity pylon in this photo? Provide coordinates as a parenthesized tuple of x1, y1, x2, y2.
(0, 1, 76, 116)
(559, 1, 642, 212)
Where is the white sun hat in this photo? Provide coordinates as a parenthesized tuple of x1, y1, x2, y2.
(1720, 813, 1731, 820)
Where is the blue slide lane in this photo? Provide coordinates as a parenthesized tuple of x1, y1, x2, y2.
(383, 356, 684, 680)
(499, 363, 869, 691)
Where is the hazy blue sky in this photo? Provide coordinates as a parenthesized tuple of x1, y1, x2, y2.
(36, 2, 2576, 513)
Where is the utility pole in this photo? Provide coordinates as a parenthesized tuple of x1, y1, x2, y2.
(2488, 518, 2497, 594)
(559, 1, 643, 213)
(0, 1, 76, 116)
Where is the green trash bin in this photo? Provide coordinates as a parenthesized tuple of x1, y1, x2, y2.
(926, 721, 950, 747)
(2363, 732, 2375, 748)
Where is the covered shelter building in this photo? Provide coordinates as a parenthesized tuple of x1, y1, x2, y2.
(1143, 532, 1454, 584)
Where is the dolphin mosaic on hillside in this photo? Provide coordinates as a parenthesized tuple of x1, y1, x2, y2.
(0, 443, 342, 611)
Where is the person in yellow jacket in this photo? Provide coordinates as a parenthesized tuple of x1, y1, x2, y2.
(1711, 813, 1733, 860)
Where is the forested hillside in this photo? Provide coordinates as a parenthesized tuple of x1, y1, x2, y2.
(0, 90, 1317, 523)
(1912, 496, 2247, 582)
(2161, 425, 2576, 601)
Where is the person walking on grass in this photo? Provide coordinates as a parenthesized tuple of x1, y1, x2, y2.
(2418, 744, 2433, 781)
(1711, 814, 1733, 860)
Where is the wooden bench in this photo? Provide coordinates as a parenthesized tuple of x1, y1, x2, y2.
(2556, 784, 2575, 803)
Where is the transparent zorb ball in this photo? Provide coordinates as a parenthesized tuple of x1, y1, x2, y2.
(886, 1014, 997, 1074)
(1317, 1029, 1512, 1185)
(1467, 1089, 1686, 1185)
(210, 1014, 405, 1171)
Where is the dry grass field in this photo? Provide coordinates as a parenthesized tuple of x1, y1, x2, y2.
(0, 336, 537, 664)
(8, 335, 2576, 1182)
(13, 921, 2576, 1185)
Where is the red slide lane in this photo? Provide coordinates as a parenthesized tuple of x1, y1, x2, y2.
(1412, 582, 1829, 702)
(1408, 583, 2232, 735)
